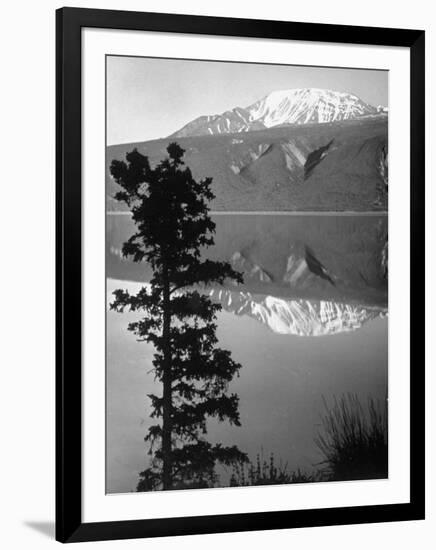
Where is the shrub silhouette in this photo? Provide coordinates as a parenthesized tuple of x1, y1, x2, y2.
(315, 393, 388, 481)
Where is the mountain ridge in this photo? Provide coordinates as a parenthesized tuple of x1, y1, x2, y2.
(170, 88, 386, 138)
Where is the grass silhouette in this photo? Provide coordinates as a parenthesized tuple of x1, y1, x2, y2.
(230, 452, 319, 487)
(315, 393, 388, 481)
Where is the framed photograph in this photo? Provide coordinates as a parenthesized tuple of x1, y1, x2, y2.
(56, 7, 425, 543)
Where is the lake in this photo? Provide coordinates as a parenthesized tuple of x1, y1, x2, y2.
(106, 213, 388, 493)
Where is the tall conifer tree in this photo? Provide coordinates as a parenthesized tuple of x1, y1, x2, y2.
(110, 143, 246, 490)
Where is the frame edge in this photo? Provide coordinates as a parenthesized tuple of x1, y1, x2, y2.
(55, 7, 426, 543)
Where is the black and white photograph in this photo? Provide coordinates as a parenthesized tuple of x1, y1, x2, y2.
(106, 56, 389, 493)
(0, 1, 430, 547)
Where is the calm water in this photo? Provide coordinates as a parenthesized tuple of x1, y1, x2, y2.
(106, 213, 388, 493)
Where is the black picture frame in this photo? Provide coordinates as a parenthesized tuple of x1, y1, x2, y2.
(56, 6, 425, 543)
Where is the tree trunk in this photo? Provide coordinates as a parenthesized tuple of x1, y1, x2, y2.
(161, 267, 172, 490)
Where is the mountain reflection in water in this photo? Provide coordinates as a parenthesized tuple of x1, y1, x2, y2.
(106, 213, 388, 493)
(107, 213, 388, 337)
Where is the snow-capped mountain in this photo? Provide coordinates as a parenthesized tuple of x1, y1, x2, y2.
(207, 288, 386, 336)
(171, 88, 384, 138)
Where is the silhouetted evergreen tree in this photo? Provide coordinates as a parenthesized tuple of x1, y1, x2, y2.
(110, 143, 247, 490)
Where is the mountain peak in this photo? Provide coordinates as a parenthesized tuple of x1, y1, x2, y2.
(170, 88, 380, 138)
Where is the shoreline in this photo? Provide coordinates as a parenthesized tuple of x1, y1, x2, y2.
(107, 210, 388, 216)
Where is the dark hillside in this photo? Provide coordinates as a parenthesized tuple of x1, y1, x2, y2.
(107, 117, 388, 212)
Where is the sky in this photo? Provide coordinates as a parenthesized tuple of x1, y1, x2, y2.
(107, 55, 388, 146)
